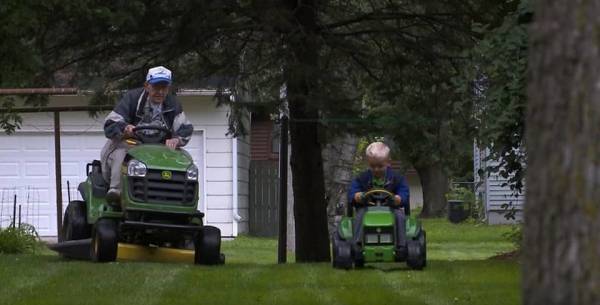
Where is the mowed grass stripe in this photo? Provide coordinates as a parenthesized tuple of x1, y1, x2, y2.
(383, 260, 521, 305)
(5, 259, 185, 305)
(322, 264, 413, 305)
(0, 255, 63, 303)
(0, 218, 519, 305)
(156, 263, 277, 304)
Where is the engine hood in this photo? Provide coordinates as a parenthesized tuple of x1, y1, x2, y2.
(127, 144, 194, 171)
(362, 209, 395, 227)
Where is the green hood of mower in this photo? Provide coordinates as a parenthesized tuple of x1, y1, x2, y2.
(362, 208, 395, 227)
(128, 144, 193, 171)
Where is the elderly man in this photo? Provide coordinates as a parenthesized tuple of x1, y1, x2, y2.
(100, 66, 194, 203)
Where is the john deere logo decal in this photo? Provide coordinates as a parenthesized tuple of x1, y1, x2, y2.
(161, 171, 172, 180)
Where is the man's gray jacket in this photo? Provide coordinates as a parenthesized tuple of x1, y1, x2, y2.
(103, 88, 193, 145)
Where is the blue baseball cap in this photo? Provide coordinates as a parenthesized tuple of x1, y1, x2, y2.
(146, 66, 172, 85)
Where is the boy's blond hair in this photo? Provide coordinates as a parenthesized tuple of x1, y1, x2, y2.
(365, 142, 390, 160)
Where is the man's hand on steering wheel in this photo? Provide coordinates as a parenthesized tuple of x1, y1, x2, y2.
(165, 137, 180, 149)
(131, 125, 172, 144)
(124, 124, 136, 138)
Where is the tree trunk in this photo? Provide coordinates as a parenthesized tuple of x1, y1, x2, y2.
(525, 2, 600, 305)
(285, 0, 330, 262)
(415, 163, 448, 217)
(322, 134, 358, 235)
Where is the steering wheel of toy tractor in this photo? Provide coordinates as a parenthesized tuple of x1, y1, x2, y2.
(133, 125, 172, 144)
(363, 189, 395, 206)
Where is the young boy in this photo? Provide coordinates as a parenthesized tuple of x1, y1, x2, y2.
(347, 142, 410, 254)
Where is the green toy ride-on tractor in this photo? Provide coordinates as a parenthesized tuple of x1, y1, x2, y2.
(60, 125, 224, 264)
(332, 189, 426, 269)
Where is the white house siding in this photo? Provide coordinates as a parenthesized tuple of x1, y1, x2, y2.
(237, 133, 251, 234)
(169, 95, 249, 237)
(0, 93, 249, 237)
(474, 146, 525, 224)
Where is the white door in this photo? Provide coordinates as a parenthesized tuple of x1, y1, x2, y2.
(0, 130, 205, 237)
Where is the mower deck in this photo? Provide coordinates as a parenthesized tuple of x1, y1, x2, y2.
(117, 243, 194, 263)
(49, 241, 195, 264)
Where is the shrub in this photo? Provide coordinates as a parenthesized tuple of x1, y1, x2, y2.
(445, 186, 484, 221)
(503, 224, 522, 253)
(0, 224, 40, 254)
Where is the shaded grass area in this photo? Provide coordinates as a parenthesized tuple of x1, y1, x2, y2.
(0, 219, 520, 305)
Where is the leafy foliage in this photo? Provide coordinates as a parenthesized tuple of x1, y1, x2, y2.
(455, 0, 531, 193)
(0, 224, 40, 254)
(445, 186, 484, 220)
(503, 224, 522, 254)
(0, 97, 22, 134)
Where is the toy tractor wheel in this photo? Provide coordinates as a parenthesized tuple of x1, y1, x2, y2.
(420, 230, 427, 268)
(332, 240, 353, 269)
(352, 242, 365, 268)
(62, 201, 91, 241)
(91, 219, 118, 262)
(407, 230, 426, 270)
(354, 258, 365, 268)
(194, 226, 223, 265)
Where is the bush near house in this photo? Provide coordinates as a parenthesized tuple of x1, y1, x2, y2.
(446, 186, 483, 220)
(0, 224, 40, 254)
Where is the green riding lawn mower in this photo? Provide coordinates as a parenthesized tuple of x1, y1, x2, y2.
(50, 126, 224, 265)
(332, 189, 426, 270)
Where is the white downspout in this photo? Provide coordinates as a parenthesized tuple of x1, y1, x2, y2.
(232, 137, 242, 236)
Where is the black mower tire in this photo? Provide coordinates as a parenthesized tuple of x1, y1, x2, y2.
(420, 230, 427, 268)
(331, 233, 339, 267)
(195, 226, 223, 265)
(354, 258, 365, 268)
(332, 240, 353, 269)
(62, 200, 91, 241)
(407, 230, 426, 270)
(91, 218, 118, 262)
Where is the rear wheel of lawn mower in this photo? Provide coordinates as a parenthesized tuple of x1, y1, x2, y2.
(407, 230, 426, 270)
(194, 226, 223, 265)
(91, 218, 118, 262)
(62, 201, 91, 241)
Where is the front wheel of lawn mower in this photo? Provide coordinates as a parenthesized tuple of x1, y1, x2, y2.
(194, 226, 223, 265)
(354, 258, 365, 268)
(332, 240, 353, 269)
(91, 218, 118, 262)
(407, 230, 426, 270)
(420, 230, 427, 268)
(62, 200, 91, 241)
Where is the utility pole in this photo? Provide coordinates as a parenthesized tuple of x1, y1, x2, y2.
(277, 113, 289, 264)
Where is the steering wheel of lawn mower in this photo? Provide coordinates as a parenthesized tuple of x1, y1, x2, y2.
(362, 189, 396, 207)
(133, 125, 172, 144)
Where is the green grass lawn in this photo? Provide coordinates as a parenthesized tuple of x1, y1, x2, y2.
(0, 218, 521, 305)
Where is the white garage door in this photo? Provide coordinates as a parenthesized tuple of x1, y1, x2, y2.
(0, 131, 205, 237)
